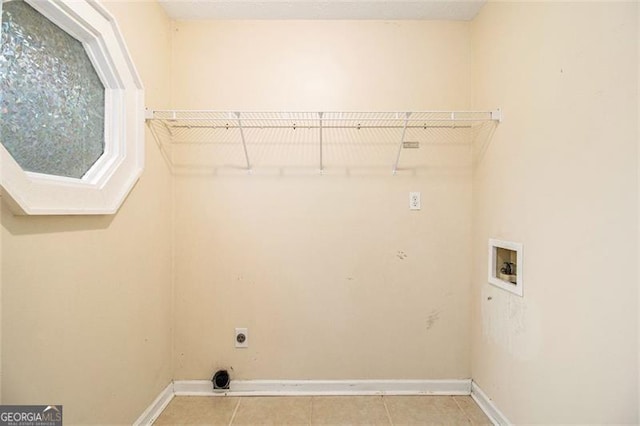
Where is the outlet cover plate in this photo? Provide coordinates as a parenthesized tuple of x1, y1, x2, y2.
(235, 328, 248, 348)
(409, 192, 421, 210)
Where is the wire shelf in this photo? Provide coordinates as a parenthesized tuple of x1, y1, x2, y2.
(147, 109, 501, 175)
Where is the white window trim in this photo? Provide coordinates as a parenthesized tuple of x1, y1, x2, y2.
(0, 0, 144, 215)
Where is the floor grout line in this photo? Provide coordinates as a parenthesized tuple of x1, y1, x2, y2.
(228, 398, 241, 426)
(309, 396, 314, 426)
(382, 396, 394, 426)
(452, 395, 473, 424)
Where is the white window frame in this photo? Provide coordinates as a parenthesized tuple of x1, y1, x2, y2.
(0, 0, 144, 215)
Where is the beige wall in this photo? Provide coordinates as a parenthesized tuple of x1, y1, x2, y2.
(471, 2, 638, 423)
(2, 2, 638, 423)
(171, 21, 470, 111)
(171, 20, 475, 380)
(0, 2, 173, 424)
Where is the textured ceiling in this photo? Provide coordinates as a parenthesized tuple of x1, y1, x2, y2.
(159, 0, 487, 21)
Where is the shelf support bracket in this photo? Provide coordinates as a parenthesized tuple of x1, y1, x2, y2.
(319, 112, 324, 174)
(392, 112, 411, 175)
(235, 112, 252, 172)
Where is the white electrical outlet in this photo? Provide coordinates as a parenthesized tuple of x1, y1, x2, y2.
(235, 328, 248, 348)
(409, 192, 421, 210)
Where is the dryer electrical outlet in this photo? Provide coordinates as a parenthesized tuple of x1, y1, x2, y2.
(235, 328, 248, 348)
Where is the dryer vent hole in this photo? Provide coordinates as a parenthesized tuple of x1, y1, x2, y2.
(212, 370, 230, 390)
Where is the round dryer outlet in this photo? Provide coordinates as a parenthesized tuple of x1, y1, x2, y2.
(235, 328, 248, 348)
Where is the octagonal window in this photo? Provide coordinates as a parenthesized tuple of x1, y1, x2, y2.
(0, 0, 105, 179)
(0, 0, 144, 215)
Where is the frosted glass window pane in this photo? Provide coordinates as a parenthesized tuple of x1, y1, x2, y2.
(0, 0, 105, 179)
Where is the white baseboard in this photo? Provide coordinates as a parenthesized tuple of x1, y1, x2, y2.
(173, 379, 472, 396)
(470, 381, 510, 426)
(133, 382, 174, 426)
(137, 379, 510, 424)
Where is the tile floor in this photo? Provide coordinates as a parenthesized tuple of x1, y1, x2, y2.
(153, 395, 492, 425)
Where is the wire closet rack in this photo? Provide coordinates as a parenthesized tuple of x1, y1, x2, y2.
(146, 109, 501, 175)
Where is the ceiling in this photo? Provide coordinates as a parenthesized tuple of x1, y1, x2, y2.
(158, 0, 487, 21)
